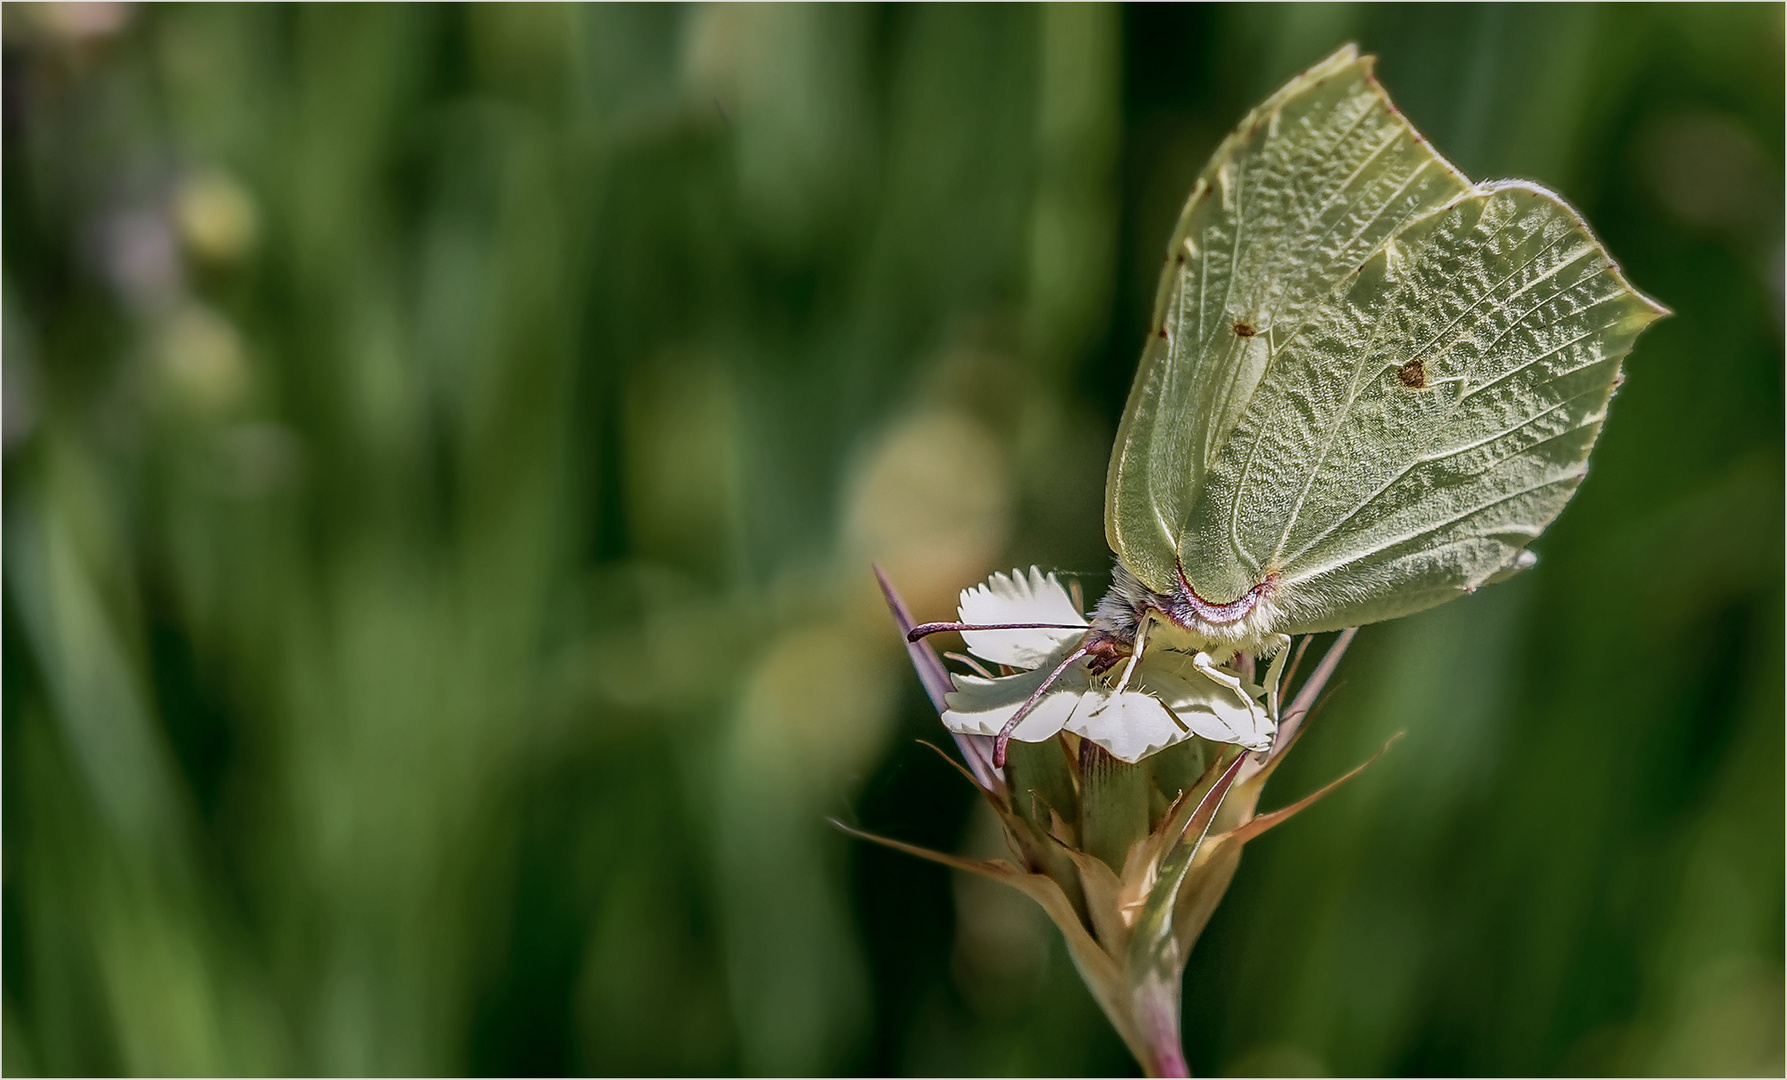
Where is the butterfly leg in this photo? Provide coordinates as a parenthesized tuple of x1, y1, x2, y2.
(1111, 614, 1153, 694)
(992, 641, 1092, 768)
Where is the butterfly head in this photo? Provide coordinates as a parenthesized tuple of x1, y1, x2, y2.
(1093, 560, 1284, 660)
(1162, 563, 1283, 658)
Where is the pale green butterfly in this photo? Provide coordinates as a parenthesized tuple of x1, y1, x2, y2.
(912, 45, 1665, 766)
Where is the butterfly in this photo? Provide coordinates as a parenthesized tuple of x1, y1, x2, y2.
(911, 45, 1666, 767)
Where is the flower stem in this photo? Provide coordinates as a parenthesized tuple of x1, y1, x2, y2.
(1131, 969, 1190, 1077)
(1077, 740, 1150, 875)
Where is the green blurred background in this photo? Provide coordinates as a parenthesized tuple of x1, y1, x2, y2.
(3, 3, 1780, 1075)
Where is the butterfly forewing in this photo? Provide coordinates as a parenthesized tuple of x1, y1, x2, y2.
(1106, 45, 1471, 593)
(1180, 182, 1666, 631)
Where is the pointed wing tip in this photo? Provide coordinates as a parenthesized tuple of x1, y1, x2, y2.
(1611, 276, 1671, 331)
(1298, 43, 1373, 93)
(1263, 44, 1376, 122)
(1453, 180, 1671, 330)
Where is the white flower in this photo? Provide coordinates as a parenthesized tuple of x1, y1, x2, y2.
(941, 568, 1279, 764)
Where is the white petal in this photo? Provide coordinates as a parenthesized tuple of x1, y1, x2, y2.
(1134, 650, 1275, 751)
(941, 647, 1088, 744)
(1064, 688, 1194, 764)
(955, 567, 1088, 670)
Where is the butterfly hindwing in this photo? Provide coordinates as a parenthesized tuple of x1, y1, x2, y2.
(1179, 182, 1666, 631)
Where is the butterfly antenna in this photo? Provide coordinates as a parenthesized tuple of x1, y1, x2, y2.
(992, 642, 1091, 768)
(906, 620, 1085, 643)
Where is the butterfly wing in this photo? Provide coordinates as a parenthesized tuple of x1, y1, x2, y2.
(1178, 181, 1666, 630)
(1105, 45, 1471, 594)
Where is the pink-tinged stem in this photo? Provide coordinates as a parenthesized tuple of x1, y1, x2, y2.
(1132, 971, 1191, 1078)
(873, 566, 1000, 789)
(1271, 627, 1356, 761)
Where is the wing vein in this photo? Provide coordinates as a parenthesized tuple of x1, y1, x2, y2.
(1296, 127, 1403, 255)
(1255, 101, 1385, 330)
(1224, 162, 1246, 327)
(1455, 292, 1625, 402)
(1197, 224, 1211, 346)
(1266, 290, 1389, 563)
(1280, 378, 1613, 565)
(1267, 213, 1569, 563)
(1274, 258, 1618, 568)
(1283, 470, 1581, 585)
(1407, 228, 1578, 361)
(1266, 159, 1436, 360)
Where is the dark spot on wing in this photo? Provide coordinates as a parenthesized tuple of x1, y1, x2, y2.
(1397, 358, 1428, 388)
(1232, 322, 1256, 338)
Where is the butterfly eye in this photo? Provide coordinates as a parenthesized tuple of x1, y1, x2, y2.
(1396, 358, 1428, 388)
